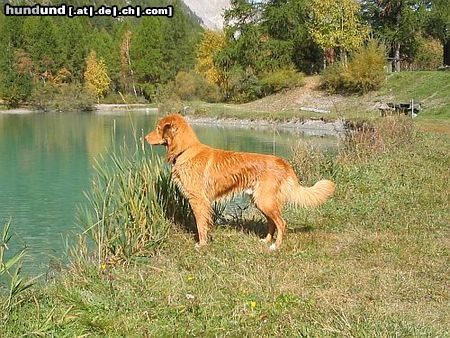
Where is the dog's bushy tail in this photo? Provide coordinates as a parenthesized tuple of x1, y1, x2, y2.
(283, 178, 335, 207)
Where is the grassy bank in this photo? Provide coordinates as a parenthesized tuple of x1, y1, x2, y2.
(1, 117, 449, 336)
(186, 71, 450, 126)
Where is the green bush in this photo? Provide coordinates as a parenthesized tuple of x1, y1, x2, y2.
(101, 92, 148, 104)
(173, 71, 222, 103)
(174, 71, 197, 101)
(226, 66, 261, 103)
(259, 67, 304, 96)
(321, 61, 346, 93)
(343, 41, 386, 93)
(154, 71, 222, 112)
(30, 83, 95, 112)
(322, 40, 386, 94)
(223, 66, 304, 103)
(405, 37, 443, 70)
(0, 72, 33, 108)
(154, 82, 184, 114)
(138, 83, 157, 101)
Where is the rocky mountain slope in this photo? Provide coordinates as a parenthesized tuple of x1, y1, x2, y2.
(182, 0, 231, 29)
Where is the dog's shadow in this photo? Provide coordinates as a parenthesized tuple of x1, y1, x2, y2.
(220, 217, 267, 237)
(174, 203, 315, 241)
(217, 217, 315, 238)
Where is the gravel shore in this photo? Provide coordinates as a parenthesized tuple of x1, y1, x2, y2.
(184, 115, 345, 136)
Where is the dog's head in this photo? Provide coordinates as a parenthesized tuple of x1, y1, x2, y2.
(145, 114, 182, 146)
(145, 114, 199, 162)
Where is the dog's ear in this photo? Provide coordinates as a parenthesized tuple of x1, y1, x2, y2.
(161, 121, 178, 143)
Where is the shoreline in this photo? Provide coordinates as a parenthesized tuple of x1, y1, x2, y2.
(0, 104, 345, 136)
(183, 115, 345, 136)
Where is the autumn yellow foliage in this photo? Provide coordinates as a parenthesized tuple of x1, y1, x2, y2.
(307, 0, 369, 54)
(196, 30, 226, 86)
(84, 50, 110, 100)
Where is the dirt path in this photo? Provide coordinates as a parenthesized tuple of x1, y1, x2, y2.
(242, 76, 347, 112)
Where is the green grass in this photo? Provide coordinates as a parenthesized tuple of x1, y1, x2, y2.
(378, 71, 450, 121)
(0, 118, 449, 336)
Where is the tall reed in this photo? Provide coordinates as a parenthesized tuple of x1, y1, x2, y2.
(76, 142, 194, 266)
(1, 220, 35, 319)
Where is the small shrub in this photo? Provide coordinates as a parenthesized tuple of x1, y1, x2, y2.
(194, 76, 222, 103)
(29, 83, 59, 112)
(342, 41, 386, 93)
(174, 71, 198, 101)
(322, 40, 386, 94)
(259, 67, 304, 96)
(227, 66, 261, 103)
(0, 73, 33, 108)
(138, 83, 157, 101)
(173, 71, 222, 103)
(321, 62, 345, 93)
(405, 37, 443, 70)
(155, 71, 222, 112)
(31, 83, 95, 112)
(157, 90, 184, 114)
(101, 92, 148, 104)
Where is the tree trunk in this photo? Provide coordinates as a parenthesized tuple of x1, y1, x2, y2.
(394, 42, 401, 72)
(126, 37, 138, 98)
(444, 39, 450, 67)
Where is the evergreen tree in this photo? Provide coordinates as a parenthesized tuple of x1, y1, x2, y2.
(161, 0, 201, 82)
(0, 44, 32, 108)
(23, 16, 59, 81)
(131, 16, 164, 87)
(361, 0, 428, 70)
(425, 0, 450, 66)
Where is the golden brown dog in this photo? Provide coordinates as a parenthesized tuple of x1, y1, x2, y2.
(145, 114, 335, 250)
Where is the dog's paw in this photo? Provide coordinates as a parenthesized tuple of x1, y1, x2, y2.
(269, 243, 277, 251)
(194, 242, 207, 250)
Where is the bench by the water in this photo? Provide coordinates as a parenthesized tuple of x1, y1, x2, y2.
(379, 101, 421, 118)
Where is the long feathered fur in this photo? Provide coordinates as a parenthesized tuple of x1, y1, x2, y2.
(145, 114, 336, 250)
(282, 177, 336, 207)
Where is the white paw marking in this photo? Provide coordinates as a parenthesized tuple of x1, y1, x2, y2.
(269, 243, 277, 251)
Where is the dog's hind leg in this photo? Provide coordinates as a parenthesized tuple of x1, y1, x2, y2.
(271, 213, 287, 250)
(255, 197, 286, 250)
(189, 196, 213, 247)
(259, 215, 276, 244)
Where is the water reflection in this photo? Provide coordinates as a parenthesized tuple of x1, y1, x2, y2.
(0, 111, 337, 270)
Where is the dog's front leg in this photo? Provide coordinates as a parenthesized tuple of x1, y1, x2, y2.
(189, 196, 213, 247)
